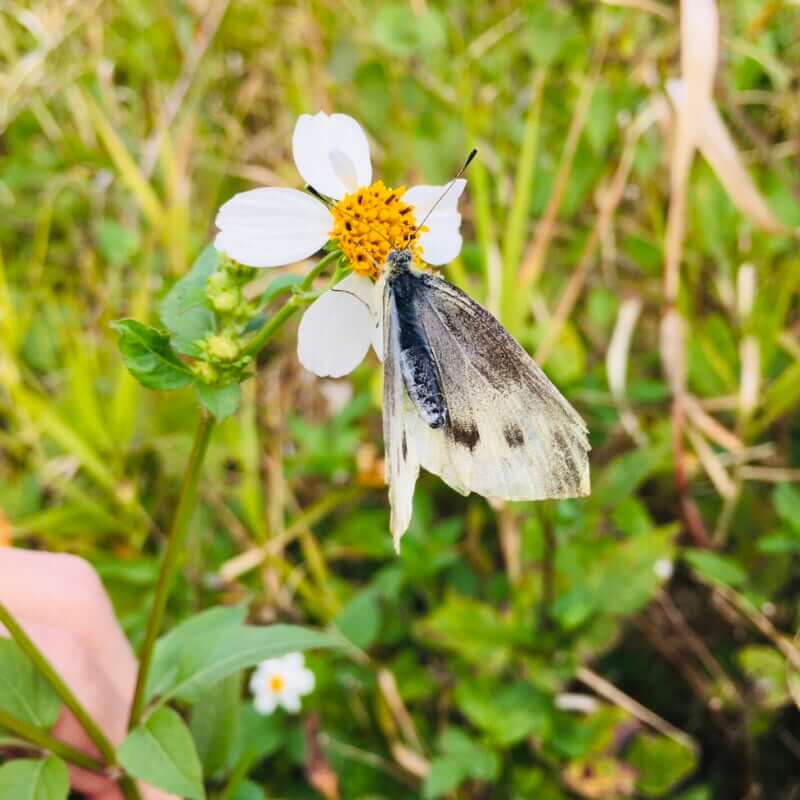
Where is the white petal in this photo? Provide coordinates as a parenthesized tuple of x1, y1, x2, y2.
(253, 693, 278, 715)
(403, 179, 466, 265)
(215, 188, 331, 268)
(292, 112, 372, 200)
(292, 667, 316, 696)
(297, 274, 376, 378)
(281, 652, 305, 672)
(279, 691, 302, 713)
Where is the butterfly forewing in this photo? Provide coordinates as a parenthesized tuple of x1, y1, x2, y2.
(383, 266, 590, 546)
(415, 273, 590, 500)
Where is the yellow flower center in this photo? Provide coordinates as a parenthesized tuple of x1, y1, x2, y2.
(330, 180, 426, 279)
(268, 675, 284, 693)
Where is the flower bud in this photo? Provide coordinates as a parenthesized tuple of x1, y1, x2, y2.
(205, 333, 239, 363)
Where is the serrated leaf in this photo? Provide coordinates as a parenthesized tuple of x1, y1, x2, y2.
(160, 245, 219, 356)
(111, 319, 193, 390)
(0, 756, 69, 800)
(117, 707, 205, 800)
(0, 639, 61, 729)
(195, 382, 241, 420)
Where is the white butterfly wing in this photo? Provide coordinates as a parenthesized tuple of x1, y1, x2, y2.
(412, 273, 590, 503)
(383, 271, 590, 548)
(383, 286, 421, 551)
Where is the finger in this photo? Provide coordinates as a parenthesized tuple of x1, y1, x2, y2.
(0, 549, 137, 700)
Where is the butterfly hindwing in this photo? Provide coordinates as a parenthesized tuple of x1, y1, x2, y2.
(383, 286, 421, 550)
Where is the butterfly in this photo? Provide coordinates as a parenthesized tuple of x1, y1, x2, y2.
(312, 151, 590, 549)
(381, 246, 591, 549)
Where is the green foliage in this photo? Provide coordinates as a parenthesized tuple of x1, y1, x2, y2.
(2, 0, 800, 798)
(626, 734, 698, 797)
(422, 728, 499, 799)
(195, 382, 241, 421)
(111, 319, 194, 391)
(117, 707, 205, 800)
(147, 606, 339, 705)
(0, 757, 69, 800)
(0, 640, 61, 729)
(160, 245, 220, 357)
(189, 673, 242, 776)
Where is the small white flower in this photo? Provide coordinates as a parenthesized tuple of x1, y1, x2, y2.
(249, 652, 315, 715)
(214, 111, 467, 379)
(653, 558, 674, 581)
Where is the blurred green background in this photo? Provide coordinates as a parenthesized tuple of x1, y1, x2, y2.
(2, 0, 800, 797)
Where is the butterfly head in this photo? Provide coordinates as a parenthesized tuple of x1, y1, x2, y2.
(387, 248, 413, 274)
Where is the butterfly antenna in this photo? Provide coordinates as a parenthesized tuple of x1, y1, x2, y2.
(411, 148, 477, 236)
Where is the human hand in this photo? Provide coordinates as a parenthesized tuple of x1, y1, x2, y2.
(0, 548, 176, 800)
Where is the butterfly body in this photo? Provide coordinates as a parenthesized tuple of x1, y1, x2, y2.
(386, 249, 448, 430)
(382, 247, 590, 549)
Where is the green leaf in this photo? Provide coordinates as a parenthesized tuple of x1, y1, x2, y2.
(232, 780, 265, 800)
(111, 319, 193, 391)
(335, 590, 381, 649)
(117, 707, 205, 800)
(456, 681, 551, 746)
(195, 382, 241, 420)
(626, 733, 697, 797)
(147, 607, 340, 705)
(683, 549, 748, 588)
(160, 245, 220, 356)
(0, 639, 61, 729)
(0, 756, 69, 800)
(147, 606, 248, 701)
(231, 704, 286, 764)
(423, 728, 499, 799)
(737, 645, 793, 709)
(417, 594, 523, 665)
(190, 672, 241, 776)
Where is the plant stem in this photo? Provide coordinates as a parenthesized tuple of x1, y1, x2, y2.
(0, 708, 105, 772)
(0, 601, 117, 766)
(130, 251, 340, 727)
(129, 410, 216, 727)
(241, 250, 340, 359)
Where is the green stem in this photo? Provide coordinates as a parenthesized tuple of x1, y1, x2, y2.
(0, 708, 105, 773)
(129, 410, 216, 727)
(0, 602, 117, 766)
(241, 250, 340, 359)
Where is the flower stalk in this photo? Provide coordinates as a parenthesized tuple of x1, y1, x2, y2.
(129, 252, 340, 728)
(129, 409, 216, 727)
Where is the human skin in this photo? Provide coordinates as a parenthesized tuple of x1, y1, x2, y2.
(0, 548, 176, 800)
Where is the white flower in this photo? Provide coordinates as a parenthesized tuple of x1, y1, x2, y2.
(214, 111, 467, 378)
(653, 558, 674, 581)
(249, 652, 315, 715)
